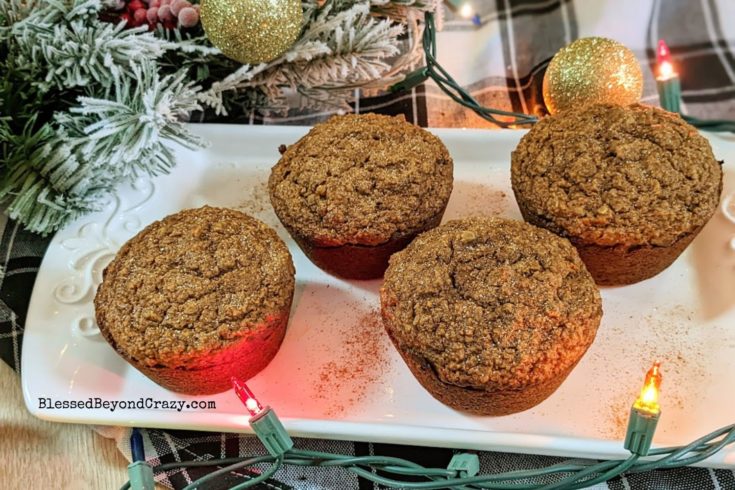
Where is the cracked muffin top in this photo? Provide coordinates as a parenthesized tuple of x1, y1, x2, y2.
(94, 206, 294, 368)
(511, 104, 722, 247)
(268, 114, 454, 247)
(381, 217, 601, 390)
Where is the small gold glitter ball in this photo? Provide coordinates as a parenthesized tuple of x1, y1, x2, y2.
(200, 0, 302, 65)
(543, 37, 643, 114)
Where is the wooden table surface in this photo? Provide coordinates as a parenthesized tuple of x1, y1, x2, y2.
(0, 361, 131, 489)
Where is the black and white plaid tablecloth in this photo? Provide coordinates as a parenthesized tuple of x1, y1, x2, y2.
(3, 1, 735, 488)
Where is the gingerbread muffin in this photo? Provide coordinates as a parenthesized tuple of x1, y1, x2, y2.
(511, 104, 723, 285)
(381, 217, 602, 416)
(94, 206, 295, 394)
(268, 113, 453, 279)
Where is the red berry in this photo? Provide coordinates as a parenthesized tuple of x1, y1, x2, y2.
(178, 6, 198, 27)
(128, 0, 145, 10)
(133, 8, 147, 24)
(170, 0, 189, 15)
(146, 7, 158, 23)
(158, 4, 173, 21)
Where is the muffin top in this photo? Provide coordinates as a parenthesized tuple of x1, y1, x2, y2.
(94, 206, 294, 368)
(268, 114, 454, 246)
(511, 104, 722, 247)
(381, 217, 601, 390)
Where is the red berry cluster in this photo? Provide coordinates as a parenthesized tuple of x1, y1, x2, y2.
(116, 0, 200, 30)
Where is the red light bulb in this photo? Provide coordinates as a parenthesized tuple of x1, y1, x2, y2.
(657, 39, 671, 65)
(231, 377, 264, 417)
(656, 40, 678, 80)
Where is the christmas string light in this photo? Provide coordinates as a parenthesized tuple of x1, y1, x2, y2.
(121, 362, 735, 490)
(444, 1, 482, 26)
(655, 40, 681, 113)
(653, 39, 735, 132)
(624, 362, 662, 457)
(126, 428, 155, 490)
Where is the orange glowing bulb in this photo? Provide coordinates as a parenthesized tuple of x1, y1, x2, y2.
(659, 61, 675, 80)
(633, 362, 662, 415)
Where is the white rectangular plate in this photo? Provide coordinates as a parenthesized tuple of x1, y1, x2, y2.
(22, 124, 735, 467)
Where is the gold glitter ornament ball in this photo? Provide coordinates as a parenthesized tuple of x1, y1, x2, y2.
(543, 37, 643, 114)
(200, 0, 302, 65)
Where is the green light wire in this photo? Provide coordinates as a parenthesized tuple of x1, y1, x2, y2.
(228, 456, 283, 490)
(180, 455, 279, 490)
(117, 422, 735, 490)
(392, 13, 735, 133)
(539, 456, 639, 490)
(683, 115, 735, 133)
(119, 423, 735, 490)
(390, 12, 538, 128)
(635, 423, 735, 471)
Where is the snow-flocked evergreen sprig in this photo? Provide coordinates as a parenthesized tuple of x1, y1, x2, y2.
(0, 60, 204, 233)
(64, 66, 205, 176)
(11, 0, 173, 93)
(1, 0, 439, 234)
(1, 0, 206, 234)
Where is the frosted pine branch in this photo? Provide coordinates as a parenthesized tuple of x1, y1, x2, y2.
(63, 63, 205, 178)
(0, 57, 205, 234)
(11, 0, 173, 93)
(0, 0, 42, 26)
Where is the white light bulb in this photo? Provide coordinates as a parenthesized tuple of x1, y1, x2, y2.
(460, 3, 474, 18)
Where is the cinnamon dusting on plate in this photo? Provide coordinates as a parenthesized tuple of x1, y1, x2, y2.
(311, 306, 391, 417)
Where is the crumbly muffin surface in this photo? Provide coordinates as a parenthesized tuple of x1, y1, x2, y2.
(94, 206, 295, 368)
(268, 114, 454, 246)
(381, 218, 601, 390)
(511, 104, 722, 247)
